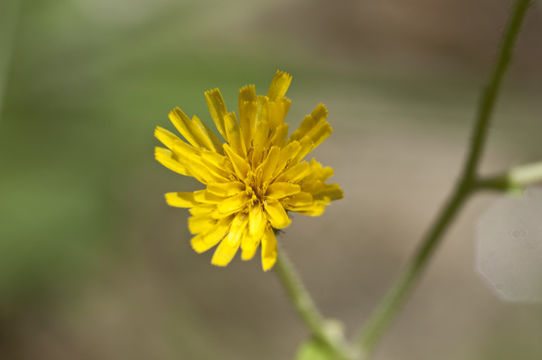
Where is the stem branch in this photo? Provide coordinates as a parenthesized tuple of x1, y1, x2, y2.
(356, 0, 532, 356)
(476, 161, 542, 192)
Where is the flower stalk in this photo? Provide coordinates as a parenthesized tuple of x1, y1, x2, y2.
(275, 242, 354, 359)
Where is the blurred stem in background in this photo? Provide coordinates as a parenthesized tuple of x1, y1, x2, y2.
(273, 0, 537, 359)
(0, 0, 22, 121)
(357, 0, 533, 357)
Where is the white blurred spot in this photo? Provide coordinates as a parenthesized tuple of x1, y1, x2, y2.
(476, 188, 542, 302)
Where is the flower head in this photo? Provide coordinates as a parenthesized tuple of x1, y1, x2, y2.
(155, 71, 343, 271)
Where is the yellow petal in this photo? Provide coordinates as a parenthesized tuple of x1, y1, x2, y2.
(204, 88, 228, 140)
(282, 192, 313, 207)
(273, 141, 301, 177)
(288, 104, 328, 142)
(314, 184, 343, 201)
(267, 70, 292, 100)
(305, 119, 332, 148)
(224, 112, 246, 157)
(188, 215, 216, 234)
(264, 198, 291, 229)
(162, 140, 225, 185)
(169, 136, 200, 160)
(217, 191, 250, 214)
(268, 123, 289, 148)
(248, 205, 266, 236)
(199, 150, 233, 179)
(211, 237, 239, 266)
(292, 137, 314, 164)
(241, 232, 260, 261)
(239, 84, 256, 108)
(299, 159, 335, 187)
(311, 102, 328, 120)
(154, 126, 182, 150)
(224, 143, 249, 179)
(207, 181, 245, 197)
(261, 226, 277, 271)
(193, 190, 226, 204)
(260, 146, 280, 183)
(155, 147, 190, 176)
(252, 96, 271, 151)
(211, 213, 247, 266)
(266, 182, 301, 199)
(156, 126, 216, 181)
(165, 191, 199, 208)
(191, 115, 224, 153)
(275, 161, 310, 183)
(288, 115, 314, 143)
(238, 85, 257, 147)
(191, 216, 232, 253)
(282, 192, 329, 216)
(181, 156, 228, 184)
(189, 204, 217, 216)
(268, 98, 291, 128)
(290, 201, 327, 216)
(190, 234, 207, 253)
(168, 107, 207, 149)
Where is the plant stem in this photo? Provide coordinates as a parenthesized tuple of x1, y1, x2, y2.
(356, 0, 532, 356)
(358, 182, 471, 355)
(275, 243, 353, 359)
(461, 0, 532, 182)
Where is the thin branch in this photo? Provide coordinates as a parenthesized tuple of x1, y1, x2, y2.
(356, 0, 532, 357)
(461, 0, 533, 182)
(357, 184, 470, 355)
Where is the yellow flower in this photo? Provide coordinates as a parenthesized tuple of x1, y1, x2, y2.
(155, 71, 343, 271)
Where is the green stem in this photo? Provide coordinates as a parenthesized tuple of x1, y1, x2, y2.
(275, 243, 353, 359)
(462, 0, 532, 181)
(358, 182, 471, 355)
(356, 0, 532, 356)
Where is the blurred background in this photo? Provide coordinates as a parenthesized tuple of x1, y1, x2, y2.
(1, 0, 541, 359)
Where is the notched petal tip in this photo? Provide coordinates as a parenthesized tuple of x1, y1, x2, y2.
(275, 69, 292, 81)
(239, 84, 256, 100)
(204, 88, 228, 139)
(311, 103, 328, 119)
(204, 87, 221, 96)
(267, 70, 293, 100)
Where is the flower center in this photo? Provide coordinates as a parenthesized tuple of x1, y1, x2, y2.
(243, 170, 270, 206)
